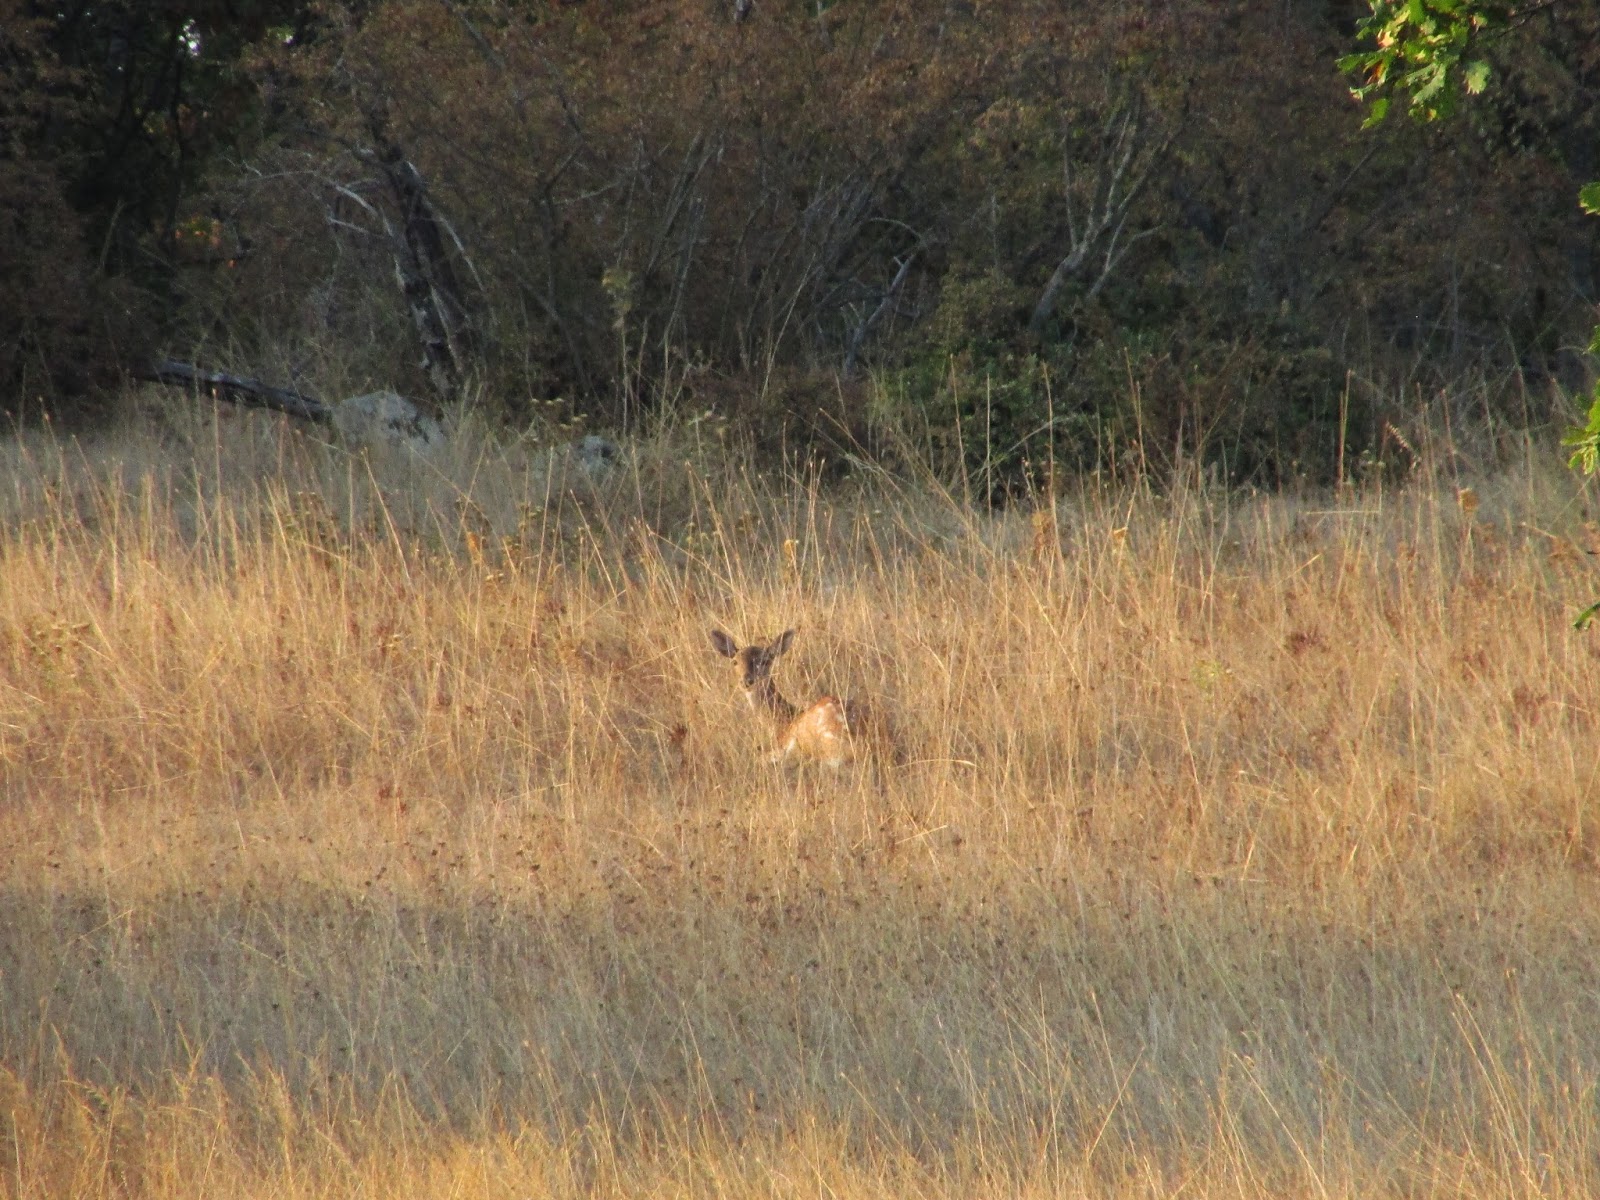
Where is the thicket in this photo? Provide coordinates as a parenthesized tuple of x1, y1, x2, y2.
(3, 0, 1597, 486)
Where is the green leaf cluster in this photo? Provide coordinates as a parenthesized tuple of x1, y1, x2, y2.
(1562, 395, 1600, 478)
(1336, 0, 1504, 126)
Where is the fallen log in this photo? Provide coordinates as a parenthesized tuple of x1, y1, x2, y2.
(142, 360, 448, 452)
(140, 360, 333, 424)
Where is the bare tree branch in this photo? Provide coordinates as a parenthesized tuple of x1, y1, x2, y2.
(843, 250, 917, 379)
(1030, 86, 1176, 335)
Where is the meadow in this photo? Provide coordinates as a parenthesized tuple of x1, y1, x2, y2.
(2, 400, 1599, 1198)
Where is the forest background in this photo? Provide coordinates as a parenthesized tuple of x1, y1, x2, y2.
(3, 0, 1598, 485)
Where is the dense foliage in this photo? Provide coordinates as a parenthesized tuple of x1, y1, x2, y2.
(3, 0, 1597, 483)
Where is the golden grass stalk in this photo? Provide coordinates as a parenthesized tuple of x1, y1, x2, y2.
(1, 407, 1598, 1197)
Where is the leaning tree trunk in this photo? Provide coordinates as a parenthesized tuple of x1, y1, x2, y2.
(363, 104, 479, 404)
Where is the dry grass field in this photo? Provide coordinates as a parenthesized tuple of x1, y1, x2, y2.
(2, 403, 1600, 1198)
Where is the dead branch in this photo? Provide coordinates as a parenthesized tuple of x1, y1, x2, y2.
(1029, 86, 1176, 335)
(139, 360, 332, 424)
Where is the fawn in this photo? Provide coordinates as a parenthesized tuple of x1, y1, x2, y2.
(709, 627, 896, 769)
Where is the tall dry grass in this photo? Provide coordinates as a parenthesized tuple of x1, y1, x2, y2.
(2, 401, 1599, 1197)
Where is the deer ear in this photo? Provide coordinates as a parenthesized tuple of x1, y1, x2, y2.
(771, 628, 796, 657)
(709, 629, 738, 658)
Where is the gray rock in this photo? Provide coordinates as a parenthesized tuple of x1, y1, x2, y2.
(333, 391, 447, 452)
(572, 434, 621, 474)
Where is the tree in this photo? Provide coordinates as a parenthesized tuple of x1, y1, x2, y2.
(0, 0, 320, 410)
(1342, 0, 1600, 624)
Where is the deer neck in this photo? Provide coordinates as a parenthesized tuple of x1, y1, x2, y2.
(746, 677, 799, 728)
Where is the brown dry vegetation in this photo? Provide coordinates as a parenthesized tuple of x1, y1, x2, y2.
(3, 404, 1600, 1197)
